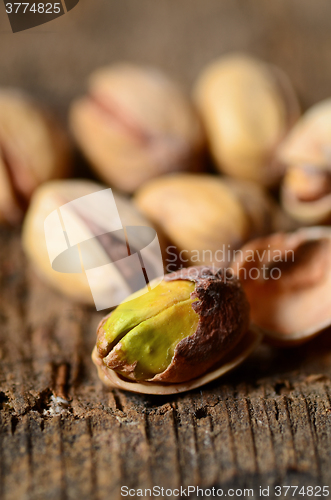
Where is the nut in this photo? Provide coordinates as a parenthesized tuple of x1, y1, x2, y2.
(22, 179, 164, 306)
(92, 266, 261, 395)
(194, 54, 299, 186)
(134, 173, 288, 267)
(278, 99, 331, 224)
(231, 227, 331, 345)
(0, 89, 72, 224)
(69, 63, 205, 193)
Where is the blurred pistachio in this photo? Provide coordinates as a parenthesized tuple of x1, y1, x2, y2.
(194, 54, 299, 186)
(278, 99, 331, 224)
(0, 89, 72, 225)
(22, 179, 164, 305)
(134, 173, 284, 267)
(69, 63, 205, 193)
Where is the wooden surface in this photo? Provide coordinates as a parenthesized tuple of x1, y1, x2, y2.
(2, 0, 331, 115)
(1, 228, 331, 499)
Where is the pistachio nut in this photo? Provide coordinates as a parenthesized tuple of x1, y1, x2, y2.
(93, 266, 262, 395)
(278, 99, 331, 224)
(69, 63, 205, 193)
(22, 179, 164, 306)
(231, 227, 331, 345)
(134, 173, 287, 267)
(0, 89, 72, 225)
(194, 54, 299, 186)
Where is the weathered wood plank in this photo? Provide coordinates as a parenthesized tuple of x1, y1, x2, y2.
(1, 226, 331, 500)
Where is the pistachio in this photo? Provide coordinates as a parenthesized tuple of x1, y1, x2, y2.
(0, 89, 72, 224)
(69, 63, 205, 193)
(22, 179, 164, 306)
(194, 54, 299, 186)
(278, 99, 331, 224)
(93, 266, 261, 394)
(134, 173, 287, 267)
(231, 227, 331, 345)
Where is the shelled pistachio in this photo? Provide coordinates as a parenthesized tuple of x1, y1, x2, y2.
(93, 266, 262, 395)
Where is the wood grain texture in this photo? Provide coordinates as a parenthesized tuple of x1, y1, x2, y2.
(1, 228, 331, 499)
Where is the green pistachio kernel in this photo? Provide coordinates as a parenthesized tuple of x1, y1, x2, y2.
(103, 280, 199, 380)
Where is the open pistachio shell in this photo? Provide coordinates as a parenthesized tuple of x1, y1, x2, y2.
(231, 227, 331, 345)
(92, 266, 262, 394)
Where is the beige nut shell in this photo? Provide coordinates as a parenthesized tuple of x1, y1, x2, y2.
(22, 179, 162, 305)
(279, 99, 331, 224)
(0, 89, 71, 224)
(194, 54, 299, 186)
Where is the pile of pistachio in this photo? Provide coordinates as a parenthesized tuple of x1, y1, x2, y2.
(3, 53, 331, 394)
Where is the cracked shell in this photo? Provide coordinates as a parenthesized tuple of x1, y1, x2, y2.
(278, 99, 331, 224)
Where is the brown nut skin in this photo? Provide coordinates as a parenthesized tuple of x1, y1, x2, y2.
(194, 54, 299, 187)
(134, 173, 290, 267)
(231, 227, 331, 346)
(0, 89, 72, 225)
(70, 63, 205, 193)
(95, 266, 250, 386)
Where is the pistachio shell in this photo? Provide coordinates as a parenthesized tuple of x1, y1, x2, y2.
(134, 174, 250, 266)
(70, 63, 205, 193)
(231, 227, 331, 345)
(0, 89, 71, 224)
(134, 173, 289, 267)
(94, 266, 252, 390)
(22, 179, 164, 305)
(278, 99, 331, 224)
(194, 54, 299, 186)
